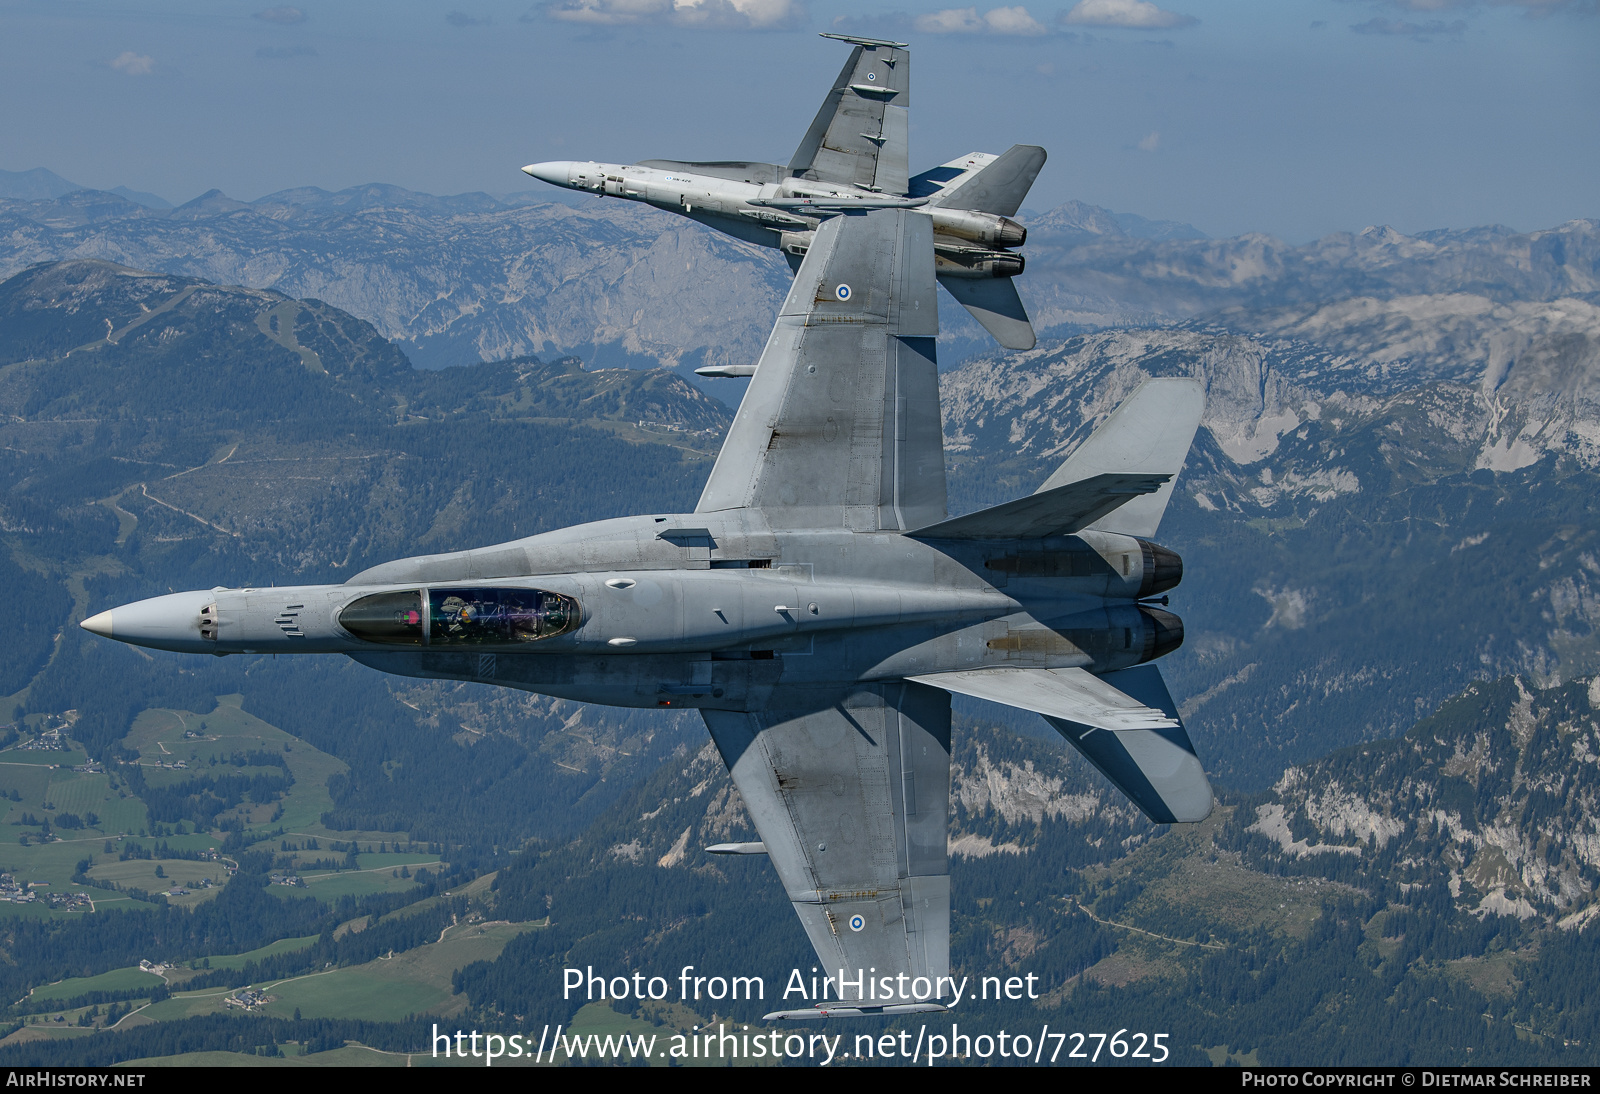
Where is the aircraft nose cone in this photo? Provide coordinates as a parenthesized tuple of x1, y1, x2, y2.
(522, 160, 576, 188)
(79, 590, 215, 652)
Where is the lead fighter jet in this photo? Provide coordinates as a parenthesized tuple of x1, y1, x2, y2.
(82, 210, 1210, 1019)
(522, 33, 1047, 352)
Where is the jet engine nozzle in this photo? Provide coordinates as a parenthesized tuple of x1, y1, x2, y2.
(1139, 607, 1184, 663)
(928, 209, 1027, 248)
(994, 216, 1027, 248)
(934, 250, 1025, 279)
(1137, 540, 1183, 597)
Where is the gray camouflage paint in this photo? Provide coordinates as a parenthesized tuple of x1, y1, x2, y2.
(83, 209, 1208, 1009)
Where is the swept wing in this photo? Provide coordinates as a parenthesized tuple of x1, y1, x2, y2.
(696, 208, 944, 532)
(702, 682, 952, 1004)
(788, 35, 910, 196)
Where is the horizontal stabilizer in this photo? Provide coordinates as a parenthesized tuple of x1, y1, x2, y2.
(1037, 378, 1204, 538)
(938, 275, 1036, 351)
(909, 471, 1168, 540)
(931, 144, 1046, 217)
(1047, 666, 1213, 824)
(907, 666, 1178, 732)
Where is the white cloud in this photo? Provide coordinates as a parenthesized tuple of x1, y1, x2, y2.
(1062, 0, 1196, 28)
(1350, 16, 1467, 34)
(109, 51, 155, 76)
(980, 6, 1049, 33)
(915, 6, 1049, 34)
(253, 6, 307, 23)
(916, 7, 983, 31)
(1501, 0, 1599, 14)
(1362, 0, 1596, 17)
(540, 0, 804, 28)
(1138, 130, 1160, 151)
(828, 12, 917, 36)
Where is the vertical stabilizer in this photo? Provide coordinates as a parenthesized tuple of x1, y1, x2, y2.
(928, 145, 1046, 348)
(930, 144, 1046, 216)
(938, 277, 1036, 350)
(1035, 378, 1204, 538)
(1046, 665, 1213, 824)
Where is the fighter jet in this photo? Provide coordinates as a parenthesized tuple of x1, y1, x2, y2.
(522, 33, 1046, 352)
(81, 209, 1209, 1018)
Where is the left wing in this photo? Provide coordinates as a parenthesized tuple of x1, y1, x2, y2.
(695, 208, 944, 532)
(702, 683, 952, 1010)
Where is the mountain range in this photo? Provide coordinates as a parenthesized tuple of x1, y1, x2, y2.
(0, 172, 1598, 1063)
(8, 173, 1588, 378)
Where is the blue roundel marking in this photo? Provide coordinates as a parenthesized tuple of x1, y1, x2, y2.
(867, 72, 877, 81)
(849, 914, 865, 932)
(836, 284, 852, 301)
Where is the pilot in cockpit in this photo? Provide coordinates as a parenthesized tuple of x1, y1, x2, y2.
(437, 595, 476, 641)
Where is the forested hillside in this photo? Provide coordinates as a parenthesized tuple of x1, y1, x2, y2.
(2, 252, 1598, 1066)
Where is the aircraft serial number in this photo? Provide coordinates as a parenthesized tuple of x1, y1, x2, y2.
(1059, 1030, 1169, 1063)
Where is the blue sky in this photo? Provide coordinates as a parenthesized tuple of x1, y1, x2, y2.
(1, 0, 1594, 240)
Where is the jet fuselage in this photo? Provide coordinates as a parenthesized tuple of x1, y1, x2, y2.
(84, 513, 1182, 712)
(522, 159, 1026, 278)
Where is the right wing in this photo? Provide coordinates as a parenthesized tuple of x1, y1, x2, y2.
(789, 35, 910, 196)
(702, 683, 952, 1006)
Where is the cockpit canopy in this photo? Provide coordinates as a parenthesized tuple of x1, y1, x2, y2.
(338, 588, 580, 647)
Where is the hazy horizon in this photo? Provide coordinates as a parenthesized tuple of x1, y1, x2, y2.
(0, 0, 1595, 244)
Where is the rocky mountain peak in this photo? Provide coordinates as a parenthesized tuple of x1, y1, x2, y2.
(1229, 675, 1600, 926)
